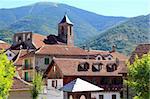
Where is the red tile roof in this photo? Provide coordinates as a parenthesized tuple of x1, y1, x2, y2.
(0, 41, 10, 50)
(45, 58, 126, 77)
(36, 45, 89, 56)
(129, 44, 150, 64)
(13, 50, 29, 66)
(88, 50, 128, 60)
(11, 77, 31, 91)
(32, 33, 46, 49)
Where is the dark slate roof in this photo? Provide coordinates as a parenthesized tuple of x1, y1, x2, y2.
(43, 35, 65, 45)
(59, 14, 73, 25)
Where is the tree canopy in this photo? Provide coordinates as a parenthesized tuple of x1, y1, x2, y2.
(0, 51, 15, 99)
(126, 53, 150, 99)
(31, 72, 44, 99)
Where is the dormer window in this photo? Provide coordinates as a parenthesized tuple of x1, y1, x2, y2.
(112, 63, 118, 70)
(92, 63, 103, 72)
(96, 55, 102, 60)
(106, 63, 118, 72)
(78, 62, 89, 71)
(105, 54, 113, 60)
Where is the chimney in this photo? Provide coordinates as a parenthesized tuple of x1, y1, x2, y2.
(110, 45, 116, 53)
(82, 45, 86, 50)
(20, 45, 23, 50)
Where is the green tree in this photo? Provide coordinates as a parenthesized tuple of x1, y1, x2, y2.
(126, 53, 150, 99)
(31, 72, 44, 99)
(0, 51, 15, 99)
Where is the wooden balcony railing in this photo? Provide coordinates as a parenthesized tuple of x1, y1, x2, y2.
(23, 64, 33, 70)
(100, 84, 123, 91)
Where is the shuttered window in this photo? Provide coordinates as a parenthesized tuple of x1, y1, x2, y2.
(45, 58, 49, 65)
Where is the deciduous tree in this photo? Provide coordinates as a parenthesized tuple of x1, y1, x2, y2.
(0, 51, 15, 99)
(126, 53, 150, 99)
(31, 72, 44, 99)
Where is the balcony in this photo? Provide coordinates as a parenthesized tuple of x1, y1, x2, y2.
(23, 64, 33, 70)
(100, 84, 123, 91)
(24, 77, 32, 82)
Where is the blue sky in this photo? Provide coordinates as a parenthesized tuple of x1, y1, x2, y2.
(0, 0, 149, 17)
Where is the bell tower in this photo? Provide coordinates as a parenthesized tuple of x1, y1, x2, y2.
(58, 14, 74, 46)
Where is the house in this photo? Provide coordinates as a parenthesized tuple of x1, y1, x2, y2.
(5, 50, 19, 61)
(129, 44, 150, 64)
(8, 77, 32, 99)
(43, 58, 127, 99)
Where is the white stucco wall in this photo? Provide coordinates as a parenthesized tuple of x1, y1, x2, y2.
(35, 56, 52, 71)
(39, 79, 63, 99)
(91, 92, 120, 99)
(5, 50, 16, 60)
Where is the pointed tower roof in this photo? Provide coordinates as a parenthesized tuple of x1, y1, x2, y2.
(59, 14, 73, 25)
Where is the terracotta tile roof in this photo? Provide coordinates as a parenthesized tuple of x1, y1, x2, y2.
(11, 77, 31, 91)
(32, 33, 46, 49)
(13, 50, 29, 66)
(45, 58, 126, 77)
(0, 41, 10, 50)
(87, 50, 128, 60)
(129, 44, 150, 64)
(36, 45, 89, 56)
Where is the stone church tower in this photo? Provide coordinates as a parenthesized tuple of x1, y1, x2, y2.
(58, 14, 74, 46)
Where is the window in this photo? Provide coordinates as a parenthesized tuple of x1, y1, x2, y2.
(44, 58, 49, 65)
(106, 63, 118, 72)
(52, 80, 57, 88)
(18, 36, 22, 42)
(112, 63, 118, 70)
(9, 53, 12, 57)
(16, 36, 18, 42)
(25, 59, 29, 69)
(98, 57, 101, 60)
(24, 72, 29, 81)
(61, 26, 64, 34)
(112, 94, 116, 99)
(99, 95, 104, 99)
(69, 95, 73, 99)
(80, 95, 86, 99)
(23, 34, 25, 41)
(105, 54, 113, 60)
(27, 34, 31, 40)
(96, 55, 102, 60)
(78, 62, 89, 71)
(53, 66, 56, 72)
(92, 63, 103, 72)
(106, 64, 112, 72)
(70, 26, 72, 35)
(101, 77, 109, 85)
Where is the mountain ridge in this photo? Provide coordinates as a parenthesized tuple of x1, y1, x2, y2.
(0, 2, 127, 44)
(86, 14, 149, 55)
